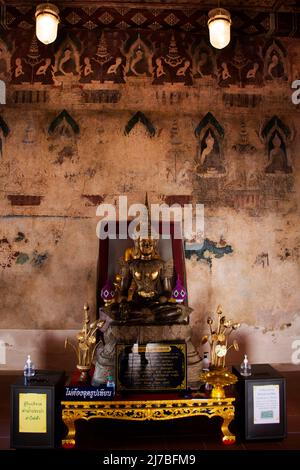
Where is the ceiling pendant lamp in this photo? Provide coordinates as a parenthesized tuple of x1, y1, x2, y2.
(35, 3, 60, 45)
(207, 8, 231, 49)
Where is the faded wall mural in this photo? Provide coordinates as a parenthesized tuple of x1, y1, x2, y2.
(0, 5, 300, 368)
(0, 31, 293, 88)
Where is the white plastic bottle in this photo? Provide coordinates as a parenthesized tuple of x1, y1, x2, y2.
(106, 375, 115, 397)
(202, 352, 212, 391)
(202, 352, 210, 371)
(23, 355, 35, 378)
(240, 354, 252, 376)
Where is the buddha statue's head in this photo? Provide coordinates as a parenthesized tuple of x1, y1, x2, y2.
(130, 194, 160, 260)
(129, 236, 160, 261)
(139, 237, 155, 259)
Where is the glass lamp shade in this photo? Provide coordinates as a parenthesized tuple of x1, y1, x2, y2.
(208, 8, 231, 50)
(35, 3, 59, 45)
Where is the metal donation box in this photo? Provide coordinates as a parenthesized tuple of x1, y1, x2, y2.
(11, 370, 65, 449)
(232, 363, 286, 440)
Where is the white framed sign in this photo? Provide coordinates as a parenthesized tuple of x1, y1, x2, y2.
(253, 384, 280, 425)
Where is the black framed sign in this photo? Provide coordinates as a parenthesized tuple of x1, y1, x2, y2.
(232, 364, 286, 440)
(116, 341, 187, 392)
(11, 370, 65, 449)
(245, 378, 286, 439)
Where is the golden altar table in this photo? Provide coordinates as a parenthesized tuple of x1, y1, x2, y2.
(61, 396, 236, 448)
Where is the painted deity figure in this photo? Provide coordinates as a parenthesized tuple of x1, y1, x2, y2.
(58, 48, 78, 75)
(36, 58, 51, 76)
(266, 52, 285, 79)
(107, 57, 122, 75)
(197, 130, 225, 174)
(246, 62, 259, 79)
(221, 62, 231, 80)
(177, 160, 192, 184)
(127, 41, 152, 78)
(265, 133, 292, 173)
(83, 57, 93, 77)
(155, 58, 166, 78)
(15, 58, 24, 78)
(200, 132, 215, 166)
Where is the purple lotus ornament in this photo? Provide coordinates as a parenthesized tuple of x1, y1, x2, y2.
(101, 279, 115, 305)
(171, 275, 187, 303)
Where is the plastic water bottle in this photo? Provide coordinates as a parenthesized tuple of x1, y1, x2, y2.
(202, 352, 212, 391)
(240, 354, 252, 376)
(106, 375, 115, 397)
(23, 355, 35, 379)
(202, 352, 210, 371)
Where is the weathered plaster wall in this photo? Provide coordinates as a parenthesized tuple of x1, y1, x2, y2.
(0, 21, 300, 369)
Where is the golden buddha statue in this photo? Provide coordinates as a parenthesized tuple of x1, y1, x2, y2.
(102, 235, 191, 324)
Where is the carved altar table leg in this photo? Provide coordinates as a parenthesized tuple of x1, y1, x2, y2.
(62, 412, 76, 449)
(220, 410, 236, 445)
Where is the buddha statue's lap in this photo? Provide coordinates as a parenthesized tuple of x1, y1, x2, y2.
(107, 297, 189, 323)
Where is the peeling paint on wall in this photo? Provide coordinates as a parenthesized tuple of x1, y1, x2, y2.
(15, 253, 29, 265)
(14, 232, 26, 242)
(31, 251, 49, 267)
(185, 238, 233, 267)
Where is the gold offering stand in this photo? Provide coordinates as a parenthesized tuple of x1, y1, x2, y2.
(61, 393, 236, 448)
(199, 368, 238, 399)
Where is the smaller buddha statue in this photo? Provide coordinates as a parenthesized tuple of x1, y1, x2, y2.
(101, 235, 191, 324)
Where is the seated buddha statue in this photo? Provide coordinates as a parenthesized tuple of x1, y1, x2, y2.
(102, 236, 191, 324)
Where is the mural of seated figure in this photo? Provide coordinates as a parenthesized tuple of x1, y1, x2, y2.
(265, 133, 292, 174)
(126, 36, 153, 78)
(58, 48, 78, 75)
(263, 39, 288, 82)
(52, 41, 81, 84)
(267, 53, 285, 80)
(197, 130, 225, 174)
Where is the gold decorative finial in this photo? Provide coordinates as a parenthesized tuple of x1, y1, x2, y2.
(202, 305, 240, 369)
(200, 305, 240, 398)
(65, 303, 105, 384)
(145, 192, 152, 238)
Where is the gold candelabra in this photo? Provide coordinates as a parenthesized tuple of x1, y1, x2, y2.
(65, 303, 105, 383)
